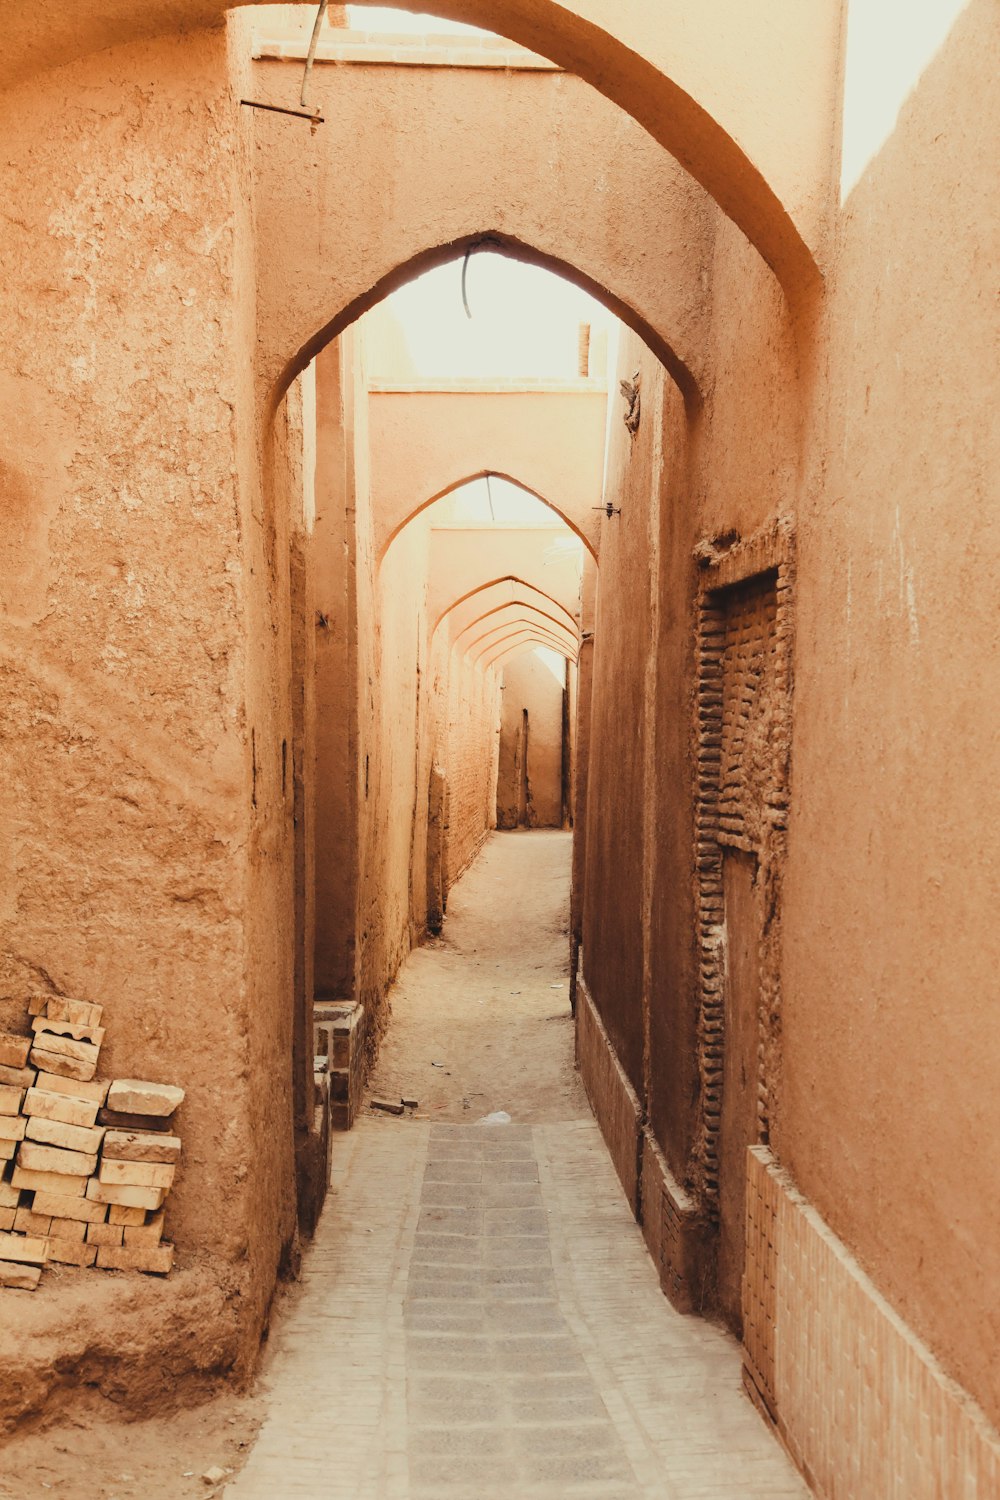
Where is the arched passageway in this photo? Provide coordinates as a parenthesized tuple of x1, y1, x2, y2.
(2, 3, 996, 1494)
(0, 0, 838, 317)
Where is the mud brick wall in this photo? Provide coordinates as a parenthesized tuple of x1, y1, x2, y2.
(690, 523, 794, 1215)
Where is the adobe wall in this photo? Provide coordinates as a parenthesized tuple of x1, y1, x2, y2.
(312, 338, 512, 1059)
(0, 20, 299, 1419)
(368, 386, 607, 558)
(581, 330, 681, 1100)
(0, 0, 843, 309)
(250, 58, 714, 407)
(436, 646, 502, 891)
(497, 652, 566, 829)
(337, 335, 430, 1062)
(576, 0, 1000, 1457)
(1, 0, 995, 1466)
(313, 340, 360, 1003)
(780, 0, 1000, 1431)
(667, 0, 1000, 1436)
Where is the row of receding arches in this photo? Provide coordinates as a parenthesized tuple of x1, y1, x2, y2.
(262, 0, 802, 1352)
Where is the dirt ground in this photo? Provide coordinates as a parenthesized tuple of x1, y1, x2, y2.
(0, 831, 584, 1499)
(368, 830, 587, 1124)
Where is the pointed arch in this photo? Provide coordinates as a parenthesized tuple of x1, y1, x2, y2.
(380, 471, 597, 564)
(433, 575, 581, 636)
(485, 637, 573, 672)
(269, 232, 701, 418)
(470, 621, 577, 664)
(456, 603, 578, 659)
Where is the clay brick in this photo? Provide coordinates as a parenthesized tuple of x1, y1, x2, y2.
(98, 1159, 175, 1190)
(0, 1231, 48, 1264)
(0, 1115, 27, 1142)
(101, 1131, 181, 1164)
(18, 1141, 97, 1177)
(22, 1089, 100, 1129)
(86, 1179, 166, 1211)
(0, 1142, 17, 1161)
(0, 1259, 41, 1289)
(0, 1064, 36, 1089)
(46, 1217, 86, 1243)
(95, 1242, 174, 1276)
(13, 1208, 52, 1236)
(0, 1180, 21, 1210)
(12, 1168, 88, 1197)
(97, 1109, 172, 1133)
(31, 1017, 106, 1048)
(25, 1116, 105, 1155)
(123, 1210, 165, 1247)
(0, 1085, 23, 1117)
(35, 1072, 108, 1105)
(106, 1080, 184, 1118)
(0, 1034, 31, 1070)
(28, 997, 103, 1028)
(29, 1049, 97, 1084)
(28, 1034, 100, 1067)
(0, 1208, 14, 1231)
(107, 1204, 147, 1227)
(47, 1241, 97, 1267)
(86, 1221, 124, 1247)
(32, 1192, 108, 1225)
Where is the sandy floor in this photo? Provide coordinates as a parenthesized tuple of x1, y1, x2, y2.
(0, 831, 584, 1500)
(369, 830, 587, 1124)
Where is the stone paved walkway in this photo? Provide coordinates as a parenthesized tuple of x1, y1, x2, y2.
(226, 1115, 809, 1499)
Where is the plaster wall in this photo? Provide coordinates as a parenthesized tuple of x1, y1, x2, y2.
(249, 60, 715, 407)
(0, 0, 845, 316)
(497, 651, 566, 829)
(368, 386, 607, 557)
(581, 329, 674, 1100)
(427, 531, 581, 625)
(576, 0, 1000, 1452)
(436, 646, 502, 890)
(0, 20, 298, 1415)
(313, 340, 360, 1002)
(780, 0, 1000, 1431)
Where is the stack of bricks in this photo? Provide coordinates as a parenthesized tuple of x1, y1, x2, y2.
(0, 996, 184, 1290)
(315, 1002, 364, 1130)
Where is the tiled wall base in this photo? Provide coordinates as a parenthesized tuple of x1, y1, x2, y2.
(640, 1123, 712, 1314)
(575, 980, 710, 1313)
(745, 1147, 1000, 1499)
(575, 979, 640, 1212)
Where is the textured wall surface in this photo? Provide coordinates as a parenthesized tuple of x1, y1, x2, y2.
(497, 651, 566, 829)
(0, 20, 299, 1415)
(0, 0, 996, 1462)
(745, 1147, 1000, 1499)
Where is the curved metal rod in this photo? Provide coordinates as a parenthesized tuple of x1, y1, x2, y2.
(300, 0, 328, 112)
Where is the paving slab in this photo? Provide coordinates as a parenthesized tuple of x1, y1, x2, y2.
(225, 1116, 810, 1499)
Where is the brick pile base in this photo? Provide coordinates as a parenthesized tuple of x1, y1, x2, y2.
(0, 996, 184, 1289)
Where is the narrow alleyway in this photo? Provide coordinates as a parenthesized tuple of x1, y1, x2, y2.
(226, 833, 808, 1500)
